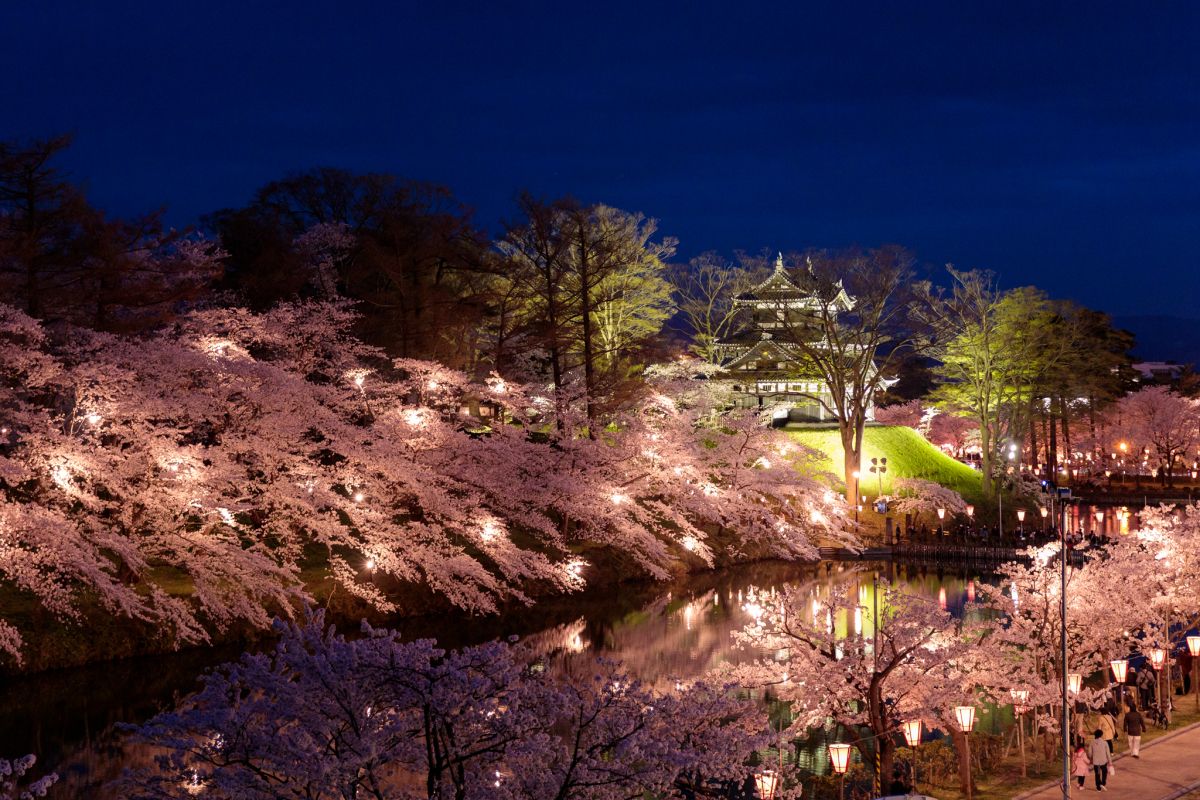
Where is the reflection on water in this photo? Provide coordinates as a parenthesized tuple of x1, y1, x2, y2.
(1, 560, 993, 796)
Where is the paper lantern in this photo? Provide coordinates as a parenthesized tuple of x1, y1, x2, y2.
(1111, 659, 1128, 683)
(1068, 673, 1083, 695)
(754, 769, 779, 800)
(903, 719, 923, 747)
(954, 705, 976, 733)
(1150, 648, 1166, 670)
(1188, 635, 1200, 657)
(829, 742, 852, 774)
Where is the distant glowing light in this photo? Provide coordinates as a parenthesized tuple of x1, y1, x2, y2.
(610, 492, 628, 505)
(681, 535, 699, 552)
(353, 491, 365, 503)
(810, 509, 827, 525)
(85, 412, 102, 426)
(217, 507, 236, 526)
(365, 558, 376, 571)
(403, 408, 426, 427)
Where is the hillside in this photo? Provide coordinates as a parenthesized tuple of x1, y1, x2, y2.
(786, 424, 984, 506)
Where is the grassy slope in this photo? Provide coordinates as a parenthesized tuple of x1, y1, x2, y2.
(787, 424, 984, 506)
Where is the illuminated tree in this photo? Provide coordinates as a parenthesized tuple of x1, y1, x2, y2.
(128, 611, 766, 800)
(1112, 387, 1200, 486)
(0, 302, 845, 666)
(668, 252, 767, 364)
(762, 247, 934, 500)
(729, 578, 988, 791)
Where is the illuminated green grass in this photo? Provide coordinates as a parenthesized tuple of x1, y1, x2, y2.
(786, 424, 984, 505)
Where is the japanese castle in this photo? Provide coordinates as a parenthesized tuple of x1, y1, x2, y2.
(713, 254, 879, 424)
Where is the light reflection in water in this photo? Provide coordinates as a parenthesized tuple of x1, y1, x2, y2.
(4, 560, 994, 796)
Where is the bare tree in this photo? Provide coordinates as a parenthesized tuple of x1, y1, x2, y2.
(668, 252, 765, 364)
(765, 246, 933, 500)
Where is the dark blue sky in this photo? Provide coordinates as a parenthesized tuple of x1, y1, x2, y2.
(5, 2, 1199, 316)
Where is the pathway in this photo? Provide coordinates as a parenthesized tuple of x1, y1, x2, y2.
(1016, 722, 1200, 800)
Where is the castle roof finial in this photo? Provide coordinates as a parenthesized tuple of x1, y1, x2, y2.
(774, 252, 785, 273)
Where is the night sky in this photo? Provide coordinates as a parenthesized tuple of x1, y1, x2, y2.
(5, 2, 1199, 319)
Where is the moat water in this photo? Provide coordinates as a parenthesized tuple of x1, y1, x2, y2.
(0, 557, 1006, 798)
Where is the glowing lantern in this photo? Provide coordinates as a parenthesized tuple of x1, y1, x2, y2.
(936, 507, 946, 520)
(1068, 673, 1083, 695)
(966, 505, 975, 518)
(754, 769, 780, 800)
(1040, 507, 1048, 518)
(902, 719, 923, 747)
(1150, 648, 1166, 670)
(1188, 635, 1200, 657)
(954, 705, 976, 733)
(828, 742, 852, 774)
(1095, 510, 1105, 523)
(1017, 509, 1026, 522)
(1111, 659, 1128, 683)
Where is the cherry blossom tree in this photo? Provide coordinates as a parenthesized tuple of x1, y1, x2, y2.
(127, 610, 767, 800)
(880, 477, 968, 526)
(0, 302, 848, 666)
(728, 577, 990, 793)
(1111, 387, 1200, 486)
(0, 755, 57, 800)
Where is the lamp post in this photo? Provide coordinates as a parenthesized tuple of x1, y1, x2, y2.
(937, 506, 946, 536)
(1059, 497, 1071, 800)
(1188, 635, 1200, 712)
(1094, 510, 1105, 537)
(955, 705, 977, 800)
(1017, 508, 1026, 536)
(903, 719, 923, 794)
(1011, 690, 1030, 778)
(1151, 647, 1166, 717)
(870, 456, 887, 496)
(1040, 506, 1048, 533)
(829, 742, 851, 800)
(1112, 658, 1129, 710)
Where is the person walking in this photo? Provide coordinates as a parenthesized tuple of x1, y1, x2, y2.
(1100, 707, 1118, 753)
(1088, 729, 1112, 791)
(1124, 705, 1145, 758)
(1072, 742, 1091, 790)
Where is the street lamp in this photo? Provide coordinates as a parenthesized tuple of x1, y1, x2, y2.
(829, 742, 851, 800)
(1150, 648, 1166, 670)
(1017, 508, 1026, 535)
(1094, 510, 1105, 535)
(955, 705, 977, 800)
(1068, 673, 1083, 695)
(903, 719, 924, 794)
(754, 769, 779, 800)
(1151, 647, 1167, 713)
(1189, 635, 1200, 711)
(903, 719, 923, 747)
(1040, 506, 1048, 533)
(937, 506, 945, 535)
(1111, 659, 1128, 684)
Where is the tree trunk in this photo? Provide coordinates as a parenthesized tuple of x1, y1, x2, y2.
(1060, 396, 1072, 462)
(1029, 397, 1040, 476)
(576, 231, 598, 429)
(1048, 401, 1059, 480)
(950, 727, 974, 797)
